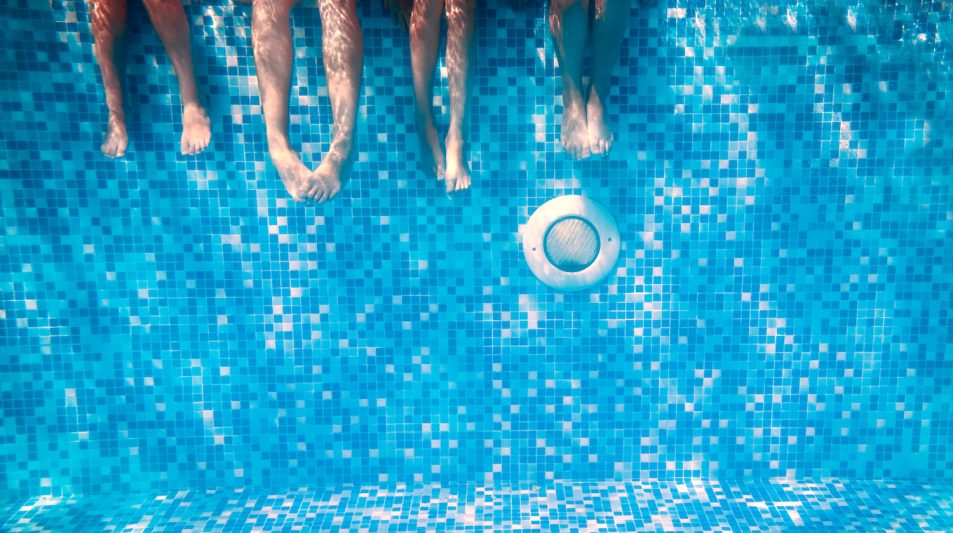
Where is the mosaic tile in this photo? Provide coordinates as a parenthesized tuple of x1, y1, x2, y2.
(3, 480, 953, 532)
(1, 0, 951, 506)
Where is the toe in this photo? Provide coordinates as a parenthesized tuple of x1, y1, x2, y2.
(303, 184, 319, 200)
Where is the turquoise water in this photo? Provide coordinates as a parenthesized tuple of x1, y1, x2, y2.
(2, 0, 952, 529)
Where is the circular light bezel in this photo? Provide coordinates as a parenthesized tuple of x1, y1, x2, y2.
(522, 195, 620, 291)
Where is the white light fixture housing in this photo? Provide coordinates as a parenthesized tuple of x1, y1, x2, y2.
(522, 195, 620, 291)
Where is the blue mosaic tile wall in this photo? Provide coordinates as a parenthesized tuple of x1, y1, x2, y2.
(2, 0, 952, 498)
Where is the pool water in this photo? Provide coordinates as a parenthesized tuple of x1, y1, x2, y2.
(2, 0, 952, 530)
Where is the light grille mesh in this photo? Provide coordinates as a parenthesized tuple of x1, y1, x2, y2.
(544, 217, 599, 272)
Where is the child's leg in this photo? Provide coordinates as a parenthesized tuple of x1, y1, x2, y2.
(298, 0, 363, 203)
(252, 0, 311, 201)
(410, 0, 445, 179)
(89, 0, 128, 158)
(444, 0, 474, 192)
(587, 0, 629, 155)
(549, 0, 590, 160)
(142, 0, 211, 155)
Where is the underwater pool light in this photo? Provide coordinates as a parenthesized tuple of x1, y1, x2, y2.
(522, 195, 620, 291)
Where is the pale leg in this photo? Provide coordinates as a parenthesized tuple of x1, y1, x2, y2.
(443, 0, 474, 192)
(142, 0, 212, 155)
(298, 0, 363, 203)
(409, 0, 445, 180)
(549, 0, 590, 160)
(587, 0, 629, 155)
(251, 0, 310, 201)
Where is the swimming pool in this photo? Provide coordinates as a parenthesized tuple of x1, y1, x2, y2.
(2, 0, 952, 530)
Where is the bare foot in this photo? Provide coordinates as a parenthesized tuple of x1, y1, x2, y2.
(444, 134, 471, 194)
(296, 145, 348, 204)
(417, 120, 445, 180)
(587, 88, 614, 156)
(180, 103, 211, 156)
(101, 115, 128, 158)
(270, 149, 311, 202)
(560, 89, 590, 160)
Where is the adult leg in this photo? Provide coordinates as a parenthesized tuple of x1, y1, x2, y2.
(142, 0, 212, 155)
(89, 0, 128, 158)
(298, 0, 363, 203)
(587, 0, 629, 155)
(549, 0, 590, 159)
(443, 0, 474, 192)
(409, 0, 445, 181)
(252, 0, 310, 201)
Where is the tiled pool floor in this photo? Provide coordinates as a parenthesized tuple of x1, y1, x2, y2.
(2, 479, 951, 532)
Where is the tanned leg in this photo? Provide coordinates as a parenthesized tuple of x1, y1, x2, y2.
(89, 0, 129, 158)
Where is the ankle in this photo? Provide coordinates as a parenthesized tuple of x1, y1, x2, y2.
(269, 147, 300, 166)
(329, 134, 353, 163)
(445, 130, 464, 147)
(588, 85, 608, 106)
(562, 80, 585, 103)
(183, 101, 206, 114)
